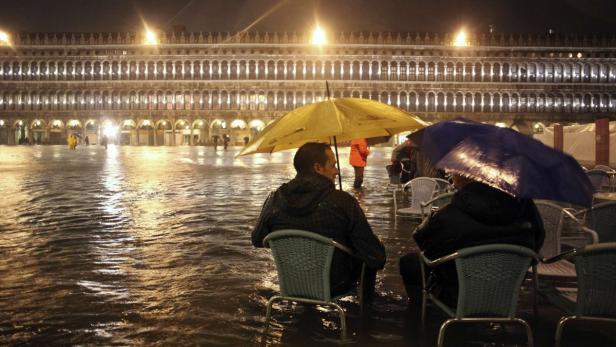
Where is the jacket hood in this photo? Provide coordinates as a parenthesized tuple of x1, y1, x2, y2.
(273, 173, 334, 217)
(452, 182, 527, 225)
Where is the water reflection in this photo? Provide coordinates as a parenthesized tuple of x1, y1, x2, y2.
(0, 146, 609, 346)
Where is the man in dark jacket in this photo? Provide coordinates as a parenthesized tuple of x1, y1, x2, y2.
(399, 174, 544, 305)
(252, 142, 386, 297)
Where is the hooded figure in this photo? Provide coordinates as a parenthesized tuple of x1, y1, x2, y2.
(252, 142, 386, 296)
(400, 174, 544, 305)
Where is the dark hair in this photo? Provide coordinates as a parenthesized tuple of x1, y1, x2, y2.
(293, 142, 331, 174)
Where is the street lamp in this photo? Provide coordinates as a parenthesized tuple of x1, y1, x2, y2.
(0, 30, 10, 45)
(143, 28, 158, 46)
(310, 24, 327, 46)
(453, 29, 469, 47)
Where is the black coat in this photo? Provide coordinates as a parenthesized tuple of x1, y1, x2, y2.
(413, 182, 545, 301)
(252, 173, 386, 292)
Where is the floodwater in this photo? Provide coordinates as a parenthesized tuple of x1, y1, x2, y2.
(0, 145, 613, 346)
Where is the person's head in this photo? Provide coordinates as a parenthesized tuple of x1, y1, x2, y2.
(293, 142, 338, 182)
(451, 173, 474, 189)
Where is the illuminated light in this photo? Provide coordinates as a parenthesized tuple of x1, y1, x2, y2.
(52, 120, 61, 127)
(0, 120, 4, 126)
(143, 28, 158, 46)
(18, 120, 23, 126)
(453, 29, 469, 47)
(35, 120, 40, 126)
(142, 120, 151, 126)
(0, 31, 10, 45)
(162, 121, 166, 126)
(577, 52, 582, 58)
(495, 122, 506, 128)
(310, 24, 327, 46)
(103, 122, 119, 138)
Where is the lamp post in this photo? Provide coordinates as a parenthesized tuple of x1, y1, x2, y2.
(0, 31, 10, 46)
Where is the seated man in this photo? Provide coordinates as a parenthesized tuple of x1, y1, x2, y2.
(399, 174, 545, 306)
(390, 135, 417, 183)
(252, 142, 386, 297)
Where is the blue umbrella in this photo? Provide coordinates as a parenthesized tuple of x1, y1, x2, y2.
(433, 125, 594, 207)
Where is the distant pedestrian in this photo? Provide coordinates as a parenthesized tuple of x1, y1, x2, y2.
(349, 138, 370, 189)
(101, 135, 108, 150)
(243, 136, 249, 145)
(84, 136, 90, 146)
(223, 134, 230, 151)
(213, 135, 219, 151)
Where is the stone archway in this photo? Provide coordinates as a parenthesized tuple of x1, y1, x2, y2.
(0, 118, 9, 145)
(155, 119, 173, 146)
(30, 119, 46, 144)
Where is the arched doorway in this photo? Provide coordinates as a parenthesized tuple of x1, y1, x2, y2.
(230, 119, 247, 145)
(120, 119, 136, 145)
(175, 119, 190, 145)
(192, 120, 207, 145)
(48, 119, 65, 144)
(137, 119, 154, 145)
(155, 120, 173, 146)
(30, 119, 46, 144)
(85, 119, 99, 145)
(0, 119, 8, 144)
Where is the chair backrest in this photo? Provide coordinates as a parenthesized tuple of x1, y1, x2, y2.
(593, 165, 614, 172)
(586, 170, 610, 192)
(433, 178, 453, 194)
(574, 243, 616, 317)
(406, 177, 439, 210)
(263, 229, 336, 302)
(535, 200, 564, 258)
(589, 201, 616, 242)
(454, 244, 536, 319)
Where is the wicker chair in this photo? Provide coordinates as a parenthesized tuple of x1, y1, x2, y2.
(543, 243, 616, 347)
(394, 177, 439, 218)
(586, 201, 616, 243)
(420, 191, 455, 219)
(262, 229, 366, 340)
(586, 170, 611, 192)
(420, 244, 538, 347)
(534, 201, 598, 283)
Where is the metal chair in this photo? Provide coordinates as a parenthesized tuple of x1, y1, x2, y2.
(586, 201, 616, 243)
(420, 191, 455, 219)
(420, 244, 538, 347)
(543, 243, 616, 347)
(534, 201, 598, 283)
(586, 170, 611, 192)
(262, 229, 366, 340)
(593, 165, 614, 172)
(394, 177, 439, 218)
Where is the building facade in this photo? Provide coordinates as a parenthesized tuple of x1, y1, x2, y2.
(0, 31, 615, 145)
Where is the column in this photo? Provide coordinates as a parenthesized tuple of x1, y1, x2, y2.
(553, 124, 563, 151)
(595, 118, 610, 166)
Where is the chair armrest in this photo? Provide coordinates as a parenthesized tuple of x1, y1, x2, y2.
(332, 240, 354, 255)
(581, 226, 599, 244)
(420, 251, 459, 268)
(542, 248, 578, 264)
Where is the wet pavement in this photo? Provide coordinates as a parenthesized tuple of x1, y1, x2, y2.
(0, 145, 613, 346)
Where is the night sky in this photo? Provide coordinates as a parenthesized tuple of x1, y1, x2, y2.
(0, 0, 615, 34)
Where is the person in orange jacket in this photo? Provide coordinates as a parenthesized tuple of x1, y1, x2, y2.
(349, 138, 370, 188)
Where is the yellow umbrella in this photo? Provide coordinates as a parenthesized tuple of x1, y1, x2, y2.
(238, 97, 427, 189)
(238, 98, 427, 156)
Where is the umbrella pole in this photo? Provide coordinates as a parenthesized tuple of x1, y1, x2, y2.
(333, 136, 343, 190)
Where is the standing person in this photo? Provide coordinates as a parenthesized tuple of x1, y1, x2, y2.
(223, 134, 230, 151)
(101, 134, 108, 150)
(212, 135, 219, 151)
(349, 138, 370, 188)
(243, 136, 250, 145)
(252, 142, 386, 298)
(399, 174, 544, 306)
(84, 136, 90, 146)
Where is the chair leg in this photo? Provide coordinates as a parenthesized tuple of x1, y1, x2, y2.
(421, 290, 427, 329)
(532, 264, 538, 319)
(331, 302, 347, 341)
(436, 319, 455, 347)
(555, 316, 575, 347)
(514, 318, 534, 347)
(358, 263, 366, 315)
(264, 296, 281, 334)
